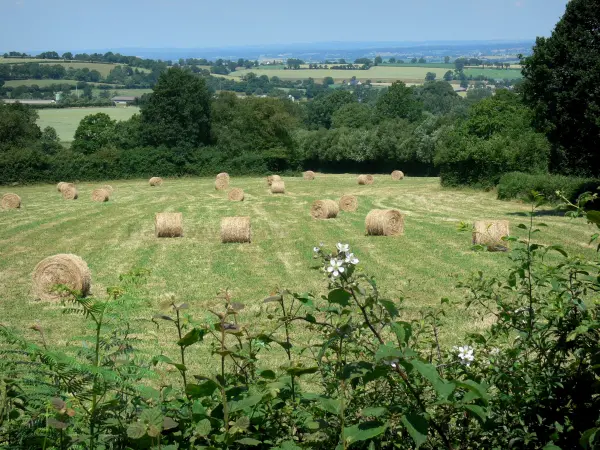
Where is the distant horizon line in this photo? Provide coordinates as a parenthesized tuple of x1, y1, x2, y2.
(3, 38, 536, 54)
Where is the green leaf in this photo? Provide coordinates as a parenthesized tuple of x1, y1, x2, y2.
(232, 416, 250, 431)
(177, 328, 206, 348)
(456, 380, 489, 404)
(412, 359, 455, 399)
(263, 295, 282, 303)
(314, 396, 341, 415)
(274, 441, 302, 450)
(236, 438, 262, 446)
(344, 421, 388, 444)
(361, 407, 387, 417)
(542, 444, 561, 450)
(587, 210, 600, 226)
(195, 418, 212, 437)
(580, 427, 598, 449)
(163, 417, 178, 430)
(229, 394, 263, 413)
(464, 404, 487, 423)
(140, 408, 163, 432)
(127, 421, 147, 439)
(328, 288, 351, 306)
(47, 418, 68, 430)
(401, 414, 428, 448)
(286, 365, 319, 376)
(259, 369, 276, 379)
(379, 299, 399, 317)
(186, 380, 218, 398)
(375, 344, 403, 362)
(391, 321, 412, 346)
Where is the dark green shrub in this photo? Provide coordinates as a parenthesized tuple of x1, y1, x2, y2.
(497, 171, 600, 203)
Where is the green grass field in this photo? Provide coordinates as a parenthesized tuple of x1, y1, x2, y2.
(463, 67, 523, 79)
(37, 107, 140, 142)
(1, 176, 596, 373)
(4, 79, 117, 88)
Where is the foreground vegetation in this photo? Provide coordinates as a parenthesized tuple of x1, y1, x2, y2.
(1, 181, 599, 448)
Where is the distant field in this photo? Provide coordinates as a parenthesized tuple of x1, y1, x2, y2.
(0, 58, 43, 64)
(463, 67, 523, 79)
(230, 66, 452, 83)
(0, 59, 118, 76)
(4, 79, 117, 88)
(94, 88, 153, 97)
(37, 107, 140, 142)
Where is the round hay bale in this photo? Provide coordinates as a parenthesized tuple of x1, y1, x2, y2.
(228, 188, 245, 201)
(365, 209, 404, 236)
(32, 254, 91, 301)
(391, 170, 404, 180)
(215, 177, 229, 191)
(311, 199, 339, 219)
(91, 188, 110, 202)
(57, 182, 67, 192)
(1, 193, 21, 209)
(271, 180, 285, 194)
(149, 177, 163, 187)
(303, 171, 316, 180)
(221, 216, 251, 243)
(62, 185, 78, 200)
(472, 220, 510, 252)
(102, 184, 114, 194)
(267, 174, 282, 186)
(155, 212, 183, 238)
(216, 172, 230, 182)
(339, 195, 358, 212)
(358, 175, 374, 185)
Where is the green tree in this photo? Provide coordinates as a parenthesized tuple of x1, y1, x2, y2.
(305, 90, 355, 129)
(72, 113, 116, 154)
(140, 67, 212, 148)
(388, 57, 396, 63)
(374, 55, 383, 66)
(323, 76, 334, 86)
(38, 126, 62, 154)
(414, 81, 462, 116)
(62, 52, 73, 60)
(410, 57, 417, 63)
(0, 102, 41, 149)
(425, 72, 436, 81)
(444, 56, 450, 64)
(331, 103, 373, 129)
(520, 0, 600, 175)
(418, 57, 426, 64)
(443, 70, 453, 81)
(375, 81, 422, 122)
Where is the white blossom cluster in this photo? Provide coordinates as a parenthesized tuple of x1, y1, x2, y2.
(313, 242, 359, 278)
(452, 345, 475, 366)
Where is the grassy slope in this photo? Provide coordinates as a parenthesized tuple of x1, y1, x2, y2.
(0, 176, 596, 372)
(37, 107, 140, 142)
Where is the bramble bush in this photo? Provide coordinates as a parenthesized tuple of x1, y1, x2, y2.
(1, 201, 599, 449)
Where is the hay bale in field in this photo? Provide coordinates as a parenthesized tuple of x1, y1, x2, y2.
(155, 212, 183, 238)
(216, 172, 230, 182)
(149, 177, 163, 186)
(32, 254, 91, 301)
(215, 177, 229, 191)
(91, 188, 110, 202)
(339, 195, 358, 212)
(271, 180, 285, 194)
(303, 171, 316, 180)
(472, 220, 510, 252)
(391, 170, 404, 180)
(221, 216, 251, 243)
(57, 182, 67, 192)
(358, 174, 374, 185)
(61, 185, 78, 200)
(102, 185, 114, 193)
(228, 188, 245, 201)
(365, 209, 404, 236)
(311, 199, 339, 219)
(267, 174, 282, 186)
(1, 193, 21, 209)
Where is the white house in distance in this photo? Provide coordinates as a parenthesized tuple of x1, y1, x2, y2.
(111, 96, 138, 106)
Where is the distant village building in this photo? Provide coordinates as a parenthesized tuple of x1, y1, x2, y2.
(111, 96, 138, 106)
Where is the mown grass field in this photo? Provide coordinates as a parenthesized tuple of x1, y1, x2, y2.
(37, 106, 140, 142)
(1, 176, 596, 373)
(4, 79, 116, 88)
(463, 67, 523, 79)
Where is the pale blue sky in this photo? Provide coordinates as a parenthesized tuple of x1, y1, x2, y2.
(1, 0, 569, 51)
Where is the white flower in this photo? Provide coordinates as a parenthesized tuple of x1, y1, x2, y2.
(327, 259, 346, 277)
(490, 347, 500, 356)
(457, 345, 475, 366)
(313, 246, 320, 253)
(345, 253, 359, 265)
(336, 243, 350, 253)
(384, 358, 399, 368)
